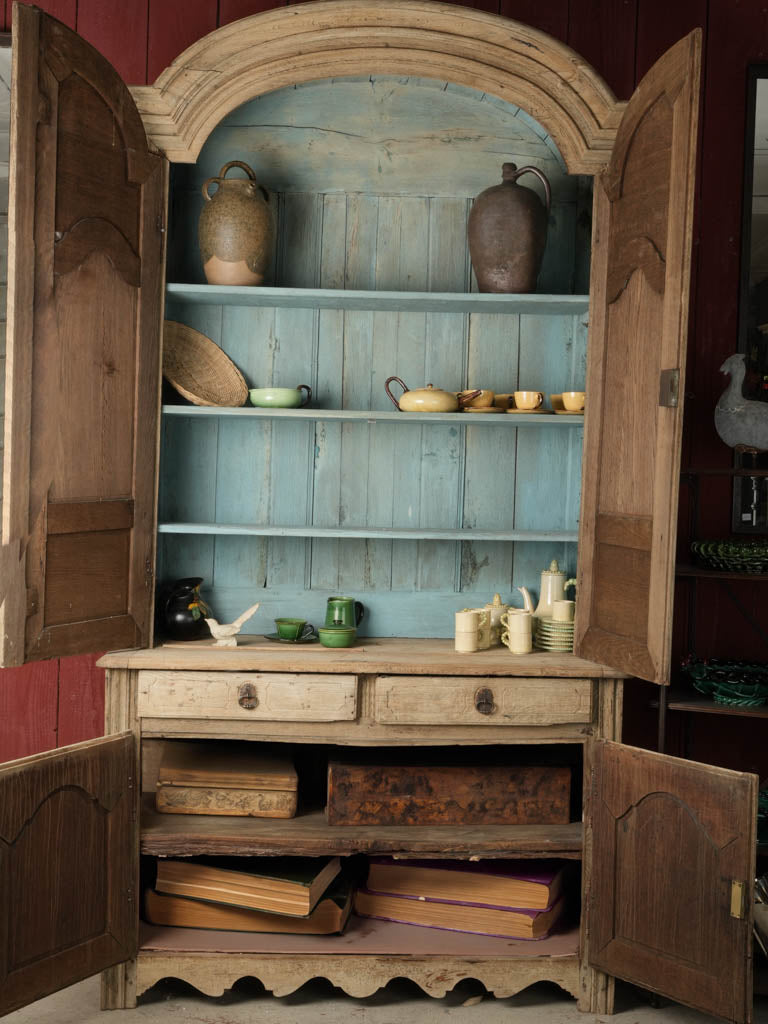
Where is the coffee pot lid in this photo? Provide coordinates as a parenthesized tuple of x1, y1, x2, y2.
(542, 559, 565, 575)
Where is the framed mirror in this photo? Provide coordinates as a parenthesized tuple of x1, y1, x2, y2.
(732, 64, 768, 532)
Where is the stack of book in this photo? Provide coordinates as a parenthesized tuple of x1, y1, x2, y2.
(144, 856, 352, 935)
(354, 859, 565, 940)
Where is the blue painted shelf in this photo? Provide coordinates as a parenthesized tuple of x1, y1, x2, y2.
(165, 283, 590, 315)
(157, 523, 579, 542)
(161, 405, 584, 425)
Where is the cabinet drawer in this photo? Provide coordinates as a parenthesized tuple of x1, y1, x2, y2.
(374, 676, 592, 726)
(138, 671, 357, 721)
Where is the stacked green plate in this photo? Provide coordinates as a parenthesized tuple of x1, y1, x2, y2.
(533, 617, 574, 652)
(684, 658, 768, 706)
(691, 539, 768, 574)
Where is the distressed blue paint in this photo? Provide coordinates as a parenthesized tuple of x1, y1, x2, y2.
(160, 75, 591, 637)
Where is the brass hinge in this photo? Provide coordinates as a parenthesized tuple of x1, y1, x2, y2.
(730, 879, 746, 919)
(659, 368, 680, 408)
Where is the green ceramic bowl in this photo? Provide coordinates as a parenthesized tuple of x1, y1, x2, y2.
(249, 385, 311, 408)
(317, 626, 356, 648)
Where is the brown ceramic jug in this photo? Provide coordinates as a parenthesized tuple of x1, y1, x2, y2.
(198, 160, 274, 286)
(467, 162, 551, 293)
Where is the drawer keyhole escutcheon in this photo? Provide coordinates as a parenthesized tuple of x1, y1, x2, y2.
(238, 683, 259, 710)
(475, 687, 496, 715)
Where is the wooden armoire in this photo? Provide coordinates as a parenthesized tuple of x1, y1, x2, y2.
(0, 3, 757, 1022)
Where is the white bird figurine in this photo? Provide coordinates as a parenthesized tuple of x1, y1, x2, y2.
(204, 602, 260, 647)
(715, 353, 768, 453)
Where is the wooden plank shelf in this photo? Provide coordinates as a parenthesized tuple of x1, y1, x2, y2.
(165, 283, 590, 315)
(157, 523, 579, 542)
(140, 796, 583, 858)
(676, 564, 768, 581)
(655, 695, 768, 719)
(162, 405, 584, 425)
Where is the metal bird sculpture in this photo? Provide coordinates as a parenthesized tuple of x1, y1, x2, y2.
(715, 353, 768, 453)
(204, 602, 260, 647)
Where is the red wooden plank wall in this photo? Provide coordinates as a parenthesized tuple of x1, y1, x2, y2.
(0, 0, 764, 763)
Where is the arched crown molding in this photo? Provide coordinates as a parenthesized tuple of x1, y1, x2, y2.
(130, 0, 625, 173)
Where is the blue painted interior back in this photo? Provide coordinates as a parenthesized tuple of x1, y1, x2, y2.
(159, 77, 590, 638)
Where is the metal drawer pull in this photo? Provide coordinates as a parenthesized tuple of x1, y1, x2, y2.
(474, 686, 496, 715)
(237, 683, 259, 710)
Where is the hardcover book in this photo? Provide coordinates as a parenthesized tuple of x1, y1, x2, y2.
(154, 856, 341, 917)
(366, 858, 564, 910)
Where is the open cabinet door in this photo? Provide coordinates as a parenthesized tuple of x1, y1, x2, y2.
(0, 733, 136, 1017)
(574, 30, 701, 684)
(0, 5, 166, 667)
(589, 740, 757, 1023)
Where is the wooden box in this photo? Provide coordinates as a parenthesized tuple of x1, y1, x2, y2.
(326, 760, 571, 826)
(156, 741, 298, 818)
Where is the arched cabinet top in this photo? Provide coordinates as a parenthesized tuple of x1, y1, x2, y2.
(130, 0, 625, 173)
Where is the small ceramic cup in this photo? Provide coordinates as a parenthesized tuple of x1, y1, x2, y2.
(275, 617, 315, 640)
(562, 390, 585, 412)
(552, 599, 576, 622)
(461, 607, 491, 649)
(459, 388, 494, 409)
(455, 609, 489, 653)
(317, 625, 356, 648)
(501, 626, 533, 654)
(514, 390, 543, 410)
(501, 609, 533, 634)
(493, 393, 514, 410)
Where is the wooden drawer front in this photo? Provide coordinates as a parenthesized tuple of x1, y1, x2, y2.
(374, 676, 592, 726)
(138, 672, 357, 721)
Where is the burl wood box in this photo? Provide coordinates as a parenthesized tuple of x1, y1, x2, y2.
(156, 741, 298, 818)
(326, 760, 571, 826)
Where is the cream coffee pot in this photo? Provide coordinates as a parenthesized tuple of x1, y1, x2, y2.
(532, 559, 575, 621)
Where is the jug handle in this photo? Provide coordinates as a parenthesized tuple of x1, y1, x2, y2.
(202, 160, 269, 204)
(565, 578, 577, 594)
(385, 376, 408, 410)
(511, 165, 551, 213)
(297, 384, 312, 407)
(354, 601, 364, 625)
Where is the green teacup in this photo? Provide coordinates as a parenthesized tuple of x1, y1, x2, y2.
(275, 617, 314, 640)
(317, 626, 356, 648)
(250, 385, 312, 408)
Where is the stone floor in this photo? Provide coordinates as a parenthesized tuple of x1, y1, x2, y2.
(6, 976, 768, 1024)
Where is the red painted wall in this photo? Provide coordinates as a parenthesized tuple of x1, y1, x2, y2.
(1, 0, 765, 764)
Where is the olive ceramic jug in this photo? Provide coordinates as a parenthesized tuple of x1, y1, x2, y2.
(198, 160, 274, 286)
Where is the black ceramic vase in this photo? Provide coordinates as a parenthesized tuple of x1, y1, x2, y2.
(156, 577, 211, 641)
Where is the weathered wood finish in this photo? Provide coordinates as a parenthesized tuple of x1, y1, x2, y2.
(141, 793, 583, 858)
(0, 733, 136, 1017)
(326, 760, 571, 826)
(130, 1, 623, 171)
(575, 31, 701, 684)
(156, 784, 297, 817)
(375, 675, 592, 725)
(138, 671, 358, 721)
(0, 6, 166, 666)
(589, 740, 756, 1022)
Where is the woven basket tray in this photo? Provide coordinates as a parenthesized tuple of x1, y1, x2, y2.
(163, 320, 248, 407)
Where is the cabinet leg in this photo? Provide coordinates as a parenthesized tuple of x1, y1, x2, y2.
(101, 962, 137, 1010)
(578, 965, 615, 1014)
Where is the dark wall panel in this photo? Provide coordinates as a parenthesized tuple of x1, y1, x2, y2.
(147, 0, 217, 83)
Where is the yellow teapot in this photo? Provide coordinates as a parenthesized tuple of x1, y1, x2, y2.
(385, 376, 480, 413)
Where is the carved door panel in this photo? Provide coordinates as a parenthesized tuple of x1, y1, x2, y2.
(0, 733, 136, 1017)
(0, 5, 166, 666)
(575, 31, 701, 684)
(589, 740, 756, 1023)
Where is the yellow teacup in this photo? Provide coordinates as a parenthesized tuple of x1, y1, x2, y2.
(493, 393, 514, 410)
(562, 391, 585, 412)
(514, 390, 543, 410)
(459, 388, 494, 409)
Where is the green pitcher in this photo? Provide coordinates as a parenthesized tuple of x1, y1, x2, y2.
(325, 596, 364, 628)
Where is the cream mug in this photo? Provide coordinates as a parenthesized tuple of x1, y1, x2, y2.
(461, 607, 491, 649)
(455, 609, 489, 652)
(514, 390, 543, 410)
(500, 609, 533, 654)
(552, 599, 575, 622)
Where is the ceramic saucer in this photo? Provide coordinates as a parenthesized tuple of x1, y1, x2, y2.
(506, 408, 552, 414)
(554, 409, 584, 415)
(463, 406, 502, 413)
(264, 632, 318, 644)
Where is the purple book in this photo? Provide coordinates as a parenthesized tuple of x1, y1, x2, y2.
(354, 887, 565, 940)
(365, 859, 564, 911)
